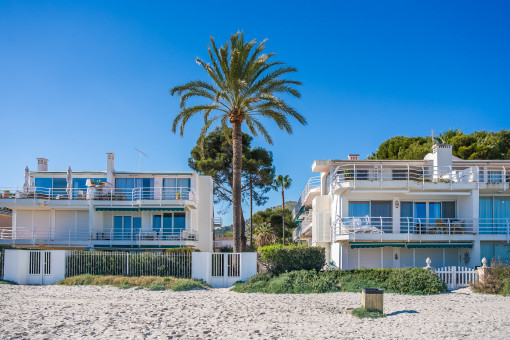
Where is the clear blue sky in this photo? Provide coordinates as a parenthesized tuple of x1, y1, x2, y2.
(1, 1, 509, 225)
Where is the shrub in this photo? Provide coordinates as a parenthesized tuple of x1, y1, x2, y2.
(385, 268, 446, 294)
(233, 268, 447, 295)
(258, 244, 325, 275)
(471, 264, 510, 295)
(58, 275, 209, 291)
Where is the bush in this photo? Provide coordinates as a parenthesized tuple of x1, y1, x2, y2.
(58, 275, 210, 291)
(232, 268, 447, 295)
(258, 244, 325, 275)
(471, 264, 510, 295)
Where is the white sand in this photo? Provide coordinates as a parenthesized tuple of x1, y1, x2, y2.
(0, 285, 509, 339)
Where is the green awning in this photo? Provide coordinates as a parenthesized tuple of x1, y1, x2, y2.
(350, 242, 406, 249)
(95, 207, 140, 211)
(406, 242, 473, 249)
(140, 207, 184, 212)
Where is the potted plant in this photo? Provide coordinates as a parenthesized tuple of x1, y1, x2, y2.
(90, 179, 96, 187)
(176, 191, 181, 200)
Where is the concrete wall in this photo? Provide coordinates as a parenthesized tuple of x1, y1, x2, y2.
(191, 252, 257, 288)
(196, 176, 213, 252)
(3, 249, 66, 285)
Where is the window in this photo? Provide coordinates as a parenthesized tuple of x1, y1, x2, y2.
(153, 215, 162, 232)
(370, 201, 392, 232)
(348, 201, 370, 217)
(115, 178, 154, 199)
(480, 196, 510, 234)
(442, 202, 456, 218)
(163, 178, 191, 199)
(355, 170, 368, 180)
(488, 171, 503, 183)
(392, 169, 407, 180)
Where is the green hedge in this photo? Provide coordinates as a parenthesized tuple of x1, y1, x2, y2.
(258, 244, 325, 275)
(232, 268, 447, 295)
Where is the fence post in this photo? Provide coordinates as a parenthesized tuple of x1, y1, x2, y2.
(452, 266, 457, 289)
(126, 252, 129, 276)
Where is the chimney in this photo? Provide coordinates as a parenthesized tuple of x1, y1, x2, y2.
(348, 154, 360, 161)
(37, 158, 48, 171)
(106, 153, 115, 184)
(432, 144, 453, 169)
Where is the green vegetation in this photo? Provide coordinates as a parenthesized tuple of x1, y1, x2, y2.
(232, 268, 446, 295)
(369, 129, 510, 160)
(251, 208, 296, 246)
(272, 175, 292, 245)
(351, 306, 386, 319)
(0, 280, 16, 285)
(258, 244, 325, 275)
(57, 275, 209, 291)
(470, 264, 510, 296)
(170, 32, 306, 252)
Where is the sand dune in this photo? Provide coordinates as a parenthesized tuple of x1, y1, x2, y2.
(1, 285, 509, 339)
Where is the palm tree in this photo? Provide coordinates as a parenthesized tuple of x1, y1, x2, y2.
(170, 32, 306, 252)
(273, 174, 292, 245)
(254, 221, 274, 248)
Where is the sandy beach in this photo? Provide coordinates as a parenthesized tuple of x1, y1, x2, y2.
(0, 285, 509, 339)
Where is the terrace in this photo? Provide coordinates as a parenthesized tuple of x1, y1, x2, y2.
(292, 176, 321, 220)
(331, 164, 510, 194)
(331, 216, 510, 243)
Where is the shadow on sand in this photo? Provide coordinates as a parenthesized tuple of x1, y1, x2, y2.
(386, 310, 419, 316)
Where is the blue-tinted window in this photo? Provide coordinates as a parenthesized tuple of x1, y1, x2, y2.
(348, 201, 370, 217)
(174, 213, 186, 234)
(153, 215, 162, 232)
(488, 171, 502, 183)
(133, 217, 141, 235)
(413, 202, 427, 221)
(114, 216, 123, 239)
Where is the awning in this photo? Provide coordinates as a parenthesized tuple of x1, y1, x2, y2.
(406, 242, 473, 249)
(95, 207, 185, 212)
(95, 207, 139, 211)
(350, 242, 406, 249)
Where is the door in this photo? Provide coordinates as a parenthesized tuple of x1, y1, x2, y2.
(210, 253, 241, 288)
(27, 251, 51, 285)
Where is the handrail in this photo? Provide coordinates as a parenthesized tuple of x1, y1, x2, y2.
(0, 186, 197, 202)
(292, 177, 321, 219)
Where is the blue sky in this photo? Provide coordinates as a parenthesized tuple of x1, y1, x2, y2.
(1, 1, 509, 225)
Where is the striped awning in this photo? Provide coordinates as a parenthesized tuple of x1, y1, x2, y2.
(95, 207, 139, 211)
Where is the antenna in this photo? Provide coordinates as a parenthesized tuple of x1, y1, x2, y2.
(134, 148, 148, 171)
(431, 130, 435, 144)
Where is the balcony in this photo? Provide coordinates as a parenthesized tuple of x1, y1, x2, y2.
(0, 225, 199, 248)
(0, 186, 197, 207)
(292, 177, 321, 219)
(331, 216, 510, 243)
(331, 164, 510, 194)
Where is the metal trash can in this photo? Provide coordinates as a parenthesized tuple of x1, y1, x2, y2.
(362, 288, 383, 312)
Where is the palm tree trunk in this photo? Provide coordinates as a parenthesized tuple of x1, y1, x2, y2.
(281, 186, 285, 245)
(232, 120, 243, 253)
(250, 180, 253, 248)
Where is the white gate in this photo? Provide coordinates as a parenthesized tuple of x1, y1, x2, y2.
(210, 253, 241, 288)
(27, 251, 52, 285)
(435, 266, 476, 290)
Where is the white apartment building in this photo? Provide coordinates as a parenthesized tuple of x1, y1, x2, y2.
(0, 153, 220, 251)
(293, 144, 510, 269)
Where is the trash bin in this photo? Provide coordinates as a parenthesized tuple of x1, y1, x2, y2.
(362, 288, 383, 313)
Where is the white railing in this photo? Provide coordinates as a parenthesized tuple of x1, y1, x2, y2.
(292, 225, 301, 241)
(213, 217, 223, 227)
(435, 266, 476, 290)
(0, 186, 197, 203)
(293, 176, 321, 218)
(0, 248, 4, 279)
(331, 164, 510, 191)
(0, 226, 199, 245)
(65, 251, 192, 278)
(300, 212, 313, 236)
(331, 217, 510, 240)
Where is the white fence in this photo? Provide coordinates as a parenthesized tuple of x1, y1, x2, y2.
(2, 249, 257, 287)
(435, 266, 476, 290)
(0, 248, 4, 279)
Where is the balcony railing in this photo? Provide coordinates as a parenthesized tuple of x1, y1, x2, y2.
(292, 177, 321, 219)
(0, 225, 199, 245)
(331, 216, 510, 239)
(0, 187, 197, 203)
(331, 164, 510, 191)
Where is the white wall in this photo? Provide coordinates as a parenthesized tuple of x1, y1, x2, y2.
(196, 176, 213, 252)
(3, 250, 66, 285)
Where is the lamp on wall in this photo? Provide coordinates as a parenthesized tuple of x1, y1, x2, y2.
(395, 200, 400, 209)
(395, 253, 398, 260)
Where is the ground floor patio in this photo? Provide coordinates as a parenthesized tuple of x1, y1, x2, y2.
(0, 285, 508, 339)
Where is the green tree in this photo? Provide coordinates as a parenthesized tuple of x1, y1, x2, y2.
(251, 207, 296, 245)
(253, 221, 274, 248)
(171, 32, 305, 252)
(188, 127, 275, 248)
(273, 175, 292, 245)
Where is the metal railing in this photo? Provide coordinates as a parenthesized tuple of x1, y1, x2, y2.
(65, 251, 192, 278)
(331, 216, 510, 240)
(0, 226, 199, 245)
(300, 212, 313, 237)
(0, 186, 197, 203)
(292, 177, 321, 219)
(331, 164, 510, 191)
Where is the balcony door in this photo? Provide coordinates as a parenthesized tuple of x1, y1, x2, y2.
(370, 201, 392, 232)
